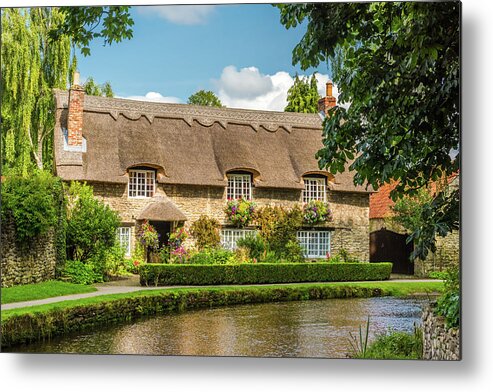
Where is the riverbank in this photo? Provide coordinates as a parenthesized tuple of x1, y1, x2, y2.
(1, 281, 443, 348)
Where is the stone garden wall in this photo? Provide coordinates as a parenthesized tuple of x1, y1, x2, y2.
(1, 219, 57, 287)
(414, 230, 460, 277)
(422, 305, 460, 360)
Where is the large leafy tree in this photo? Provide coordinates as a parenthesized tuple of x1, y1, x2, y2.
(187, 90, 223, 107)
(284, 74, 320, 113)
(277, 2, 460, 259)
(1, 6, 134, 173)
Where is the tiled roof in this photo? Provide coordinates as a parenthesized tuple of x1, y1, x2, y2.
(369, 173, 459, 219)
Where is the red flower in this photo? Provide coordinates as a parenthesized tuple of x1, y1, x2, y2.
(133, 260, 140, 267)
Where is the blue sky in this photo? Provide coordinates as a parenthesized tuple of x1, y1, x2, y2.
(76, 4, 334, 111)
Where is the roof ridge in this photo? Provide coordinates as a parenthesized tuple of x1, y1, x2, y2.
(54, 89, 323, 132)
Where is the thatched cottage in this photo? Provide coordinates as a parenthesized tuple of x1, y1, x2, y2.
(53, 79, 372, 260)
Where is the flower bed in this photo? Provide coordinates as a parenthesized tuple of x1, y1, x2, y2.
(139, 262, 393, 286)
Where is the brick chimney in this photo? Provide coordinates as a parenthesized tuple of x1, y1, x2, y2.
(318, 81, 337, 116)
(67, 71, 84, 147)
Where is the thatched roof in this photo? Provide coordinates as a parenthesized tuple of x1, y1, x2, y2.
(137, 200, 187, 221)
(54, 90, 371, 193)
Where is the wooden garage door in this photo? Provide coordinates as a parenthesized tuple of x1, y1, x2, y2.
(370, 229, 414, 274)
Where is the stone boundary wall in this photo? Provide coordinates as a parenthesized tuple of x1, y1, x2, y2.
(422, 305, 460, 360)
(1, 219, 57, 287)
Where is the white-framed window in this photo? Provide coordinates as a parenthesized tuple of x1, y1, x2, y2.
(297, 230, 331, 258)
(128, 169, 155, 198)
(227, 173, 252, 200)
(302, 177, 327, 203)
(117, 227, 132, 257)
(220, 228, 254, 251)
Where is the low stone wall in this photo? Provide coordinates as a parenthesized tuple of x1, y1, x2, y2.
(415, 231, 460, 277)
(422, 305, 460, 360)
(1, 219, 57, 287)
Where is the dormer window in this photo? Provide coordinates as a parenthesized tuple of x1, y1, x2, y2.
(227, 172, 252, 200)
(128, 169, 155, 198)
(303, 176, 327, 203)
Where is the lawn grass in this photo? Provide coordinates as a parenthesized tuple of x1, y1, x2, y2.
(1, 280, 443, 320)
(1, 280, 96, 305)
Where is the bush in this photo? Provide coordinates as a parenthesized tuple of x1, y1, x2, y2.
(66, 182, 121, 263)
(236, 233, 266, 260)
(62, 260, 103, 285)
(354, 327, 423, 359)
(188, 247, 237, 265)
(140, 262, 393, 286)
(435, 267, 460, 328)
(428, 271, 448, 280)
(190, 215, 221, 250)
(327, 249, 360, 263)
(104, 245, 128, 277)
(1, 170, 64, 245)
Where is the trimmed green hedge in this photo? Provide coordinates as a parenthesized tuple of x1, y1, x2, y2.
(139, 262, 393, 286)
(2, 284, 386, 348)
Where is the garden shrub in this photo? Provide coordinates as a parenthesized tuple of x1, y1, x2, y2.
(62, 260, 103, 285)
(190, 215, 220, 250)
(1, 170, 63, 245)
(188, 247, 236, 265)
(66, 181, 121, 263)
(236, 233, 266, 260)
(302, 200, 333, 224)
(435, 267, 460, 328)
(140, 262, 393, 286)
(327, 249, 360, 263)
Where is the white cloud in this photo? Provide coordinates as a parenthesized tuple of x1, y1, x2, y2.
(120, 91, 181, 104)
(137, 5, 215, 25)
(214, 66, 339, 112)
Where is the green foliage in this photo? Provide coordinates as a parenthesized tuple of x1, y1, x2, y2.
(391, 188, 433, 233)
(1, 170, 64, 246)
(327, 249, 359, 263)
(354, 326, 423, 359)
(187, 90, 223, 107)
(188, 248, 237, 265)
(62, 260, 103, 285)
(428, 271, 448, 280)
(225, 198, 256, 227)
(50, 6, 134, 56)
(347, 316, 370, 358)
(237, 233, 266, 261)
(302, 200, 333, 224)
(277, 2, 460, 258)
(139, 262, 393, 286)
(1, 8, 72, 172)
(83, 76, 114, 97)
(254, 205, 304, 261)
(284, 73, 320, 113)
(190, 215, 221, 250)
(104, 245, 128, 277)
(65, 182, 121, 263)
(435, 267, 460, 329)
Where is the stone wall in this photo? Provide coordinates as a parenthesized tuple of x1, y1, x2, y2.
(1, 219, 57, 288)
(422, 305, 460, 360)
(91, 182, 370, 261)
(414, 231, 460, 277)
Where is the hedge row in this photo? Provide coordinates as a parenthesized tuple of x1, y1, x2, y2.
(139, 262, 393, 286)
(2, 284, 386, 348)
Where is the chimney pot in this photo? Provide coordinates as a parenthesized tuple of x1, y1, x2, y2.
(326, 81, 333, 98)
(318, 80, 336, 116)
(73, 70, 80, 86)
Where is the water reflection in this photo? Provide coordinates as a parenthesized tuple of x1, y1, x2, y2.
(8, 297, 429, 358)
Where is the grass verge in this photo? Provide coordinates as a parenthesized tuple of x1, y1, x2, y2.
(1, 281, 97, 305)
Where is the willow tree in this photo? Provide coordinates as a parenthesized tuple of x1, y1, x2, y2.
(1, 8, 72, 174)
